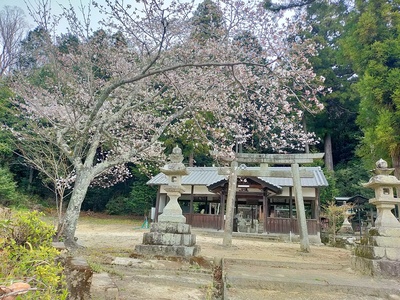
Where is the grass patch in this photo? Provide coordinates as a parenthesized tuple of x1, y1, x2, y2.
(41, 212, 144, 228)
(79, 213, 143, 226)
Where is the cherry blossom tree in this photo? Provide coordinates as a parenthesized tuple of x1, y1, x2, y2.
(10, 0, 324, 247)
(13, 128, 75, 239)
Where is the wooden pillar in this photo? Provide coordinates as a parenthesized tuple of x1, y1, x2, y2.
(263, 192, 268, 233)
(289, 187, 294, 232)
(315, 187, 321, 235)
(220, 192, 226, 230)
(291, 163, 310, 253)
(289, 187, 293, 219)
(189, 185, 194, 225)
(223, 160, 238, 247)
(154, 186, 161, 222)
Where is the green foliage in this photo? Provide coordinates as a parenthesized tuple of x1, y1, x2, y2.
(191, 0, 225, 42)
(319, 169, 339, 206)
(10, 210, 55, 248)
(129, 181, 157, 216)
(341, 0, 400, 167)
(0, 210, 68, 299)
(301, 0, 361, 166)
(264, 0, 315, 12)
(106, 182, 157, 215)
(0, 83, 17, 162)
(105, 195, 133, 215)
(0, 167, 18, 205)
(320, 158, 373, 206)
(105, 169, 157, 216)
(18, 27, 52, 70)
(334, 159, 374, 198)
(162, 118, 213, 167)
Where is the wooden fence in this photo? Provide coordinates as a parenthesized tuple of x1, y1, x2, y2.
(183, 214, 222, 229)
(267, 218, 318, 235)
(183, 214, 319, 235)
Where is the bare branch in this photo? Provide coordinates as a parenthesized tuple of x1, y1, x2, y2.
(0, 6, 27, 76)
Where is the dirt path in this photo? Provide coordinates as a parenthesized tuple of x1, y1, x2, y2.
(75, 219, 350, 266)
(73, 217, 365, 300)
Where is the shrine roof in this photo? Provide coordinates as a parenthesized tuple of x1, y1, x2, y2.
(147, 166, 328, 187)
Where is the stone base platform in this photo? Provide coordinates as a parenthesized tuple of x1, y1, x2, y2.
(351, 255, 400, 277)
(352, 228, 400, 278)
(134, 222, 200, 258)
(135, 244, 200, 257)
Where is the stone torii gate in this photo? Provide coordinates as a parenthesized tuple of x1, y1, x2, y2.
(220, 153, 324, 253)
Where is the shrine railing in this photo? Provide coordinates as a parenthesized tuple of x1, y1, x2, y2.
(183, 214, 319, 235)
(183, 213, 222, 229)
(267, 217, 318, 235)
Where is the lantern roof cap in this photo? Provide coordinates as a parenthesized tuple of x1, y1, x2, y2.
(373, 159, 395, 176)
(363, 174, 400, 188)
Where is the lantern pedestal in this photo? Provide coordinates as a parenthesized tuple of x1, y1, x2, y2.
(158, 189, 186, 224)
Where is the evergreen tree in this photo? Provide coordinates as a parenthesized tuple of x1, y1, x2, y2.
(18, 27, 51, 71)
(191, 0, 225, 42)
(341, 0, 400, 175)
(298, 1, 361, 169)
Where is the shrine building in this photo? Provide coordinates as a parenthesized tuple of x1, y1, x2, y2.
(147, 166, 328, 237)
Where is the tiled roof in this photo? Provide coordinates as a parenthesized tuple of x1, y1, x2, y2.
(259, 167, 328, 187)
(147, 166, 328, 187)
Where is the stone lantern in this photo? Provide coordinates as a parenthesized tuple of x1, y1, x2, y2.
(134, 145, 200, 257)
(363, 158, 400, 233)
(351, 158, 400, 277)
(158, 145, 188, 223)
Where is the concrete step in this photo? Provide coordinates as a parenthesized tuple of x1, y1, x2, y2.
(91, 272, 119, 300)
(110, 258, 213, 299)
(223, 259, 400, 300)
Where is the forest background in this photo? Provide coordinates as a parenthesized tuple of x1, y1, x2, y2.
(0, 0, 397, 233)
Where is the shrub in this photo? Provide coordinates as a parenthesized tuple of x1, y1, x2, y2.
(11, 210, 55, 248)
(105, 183, 157, 216)
(129, 182, 157, 216)
(322, 201, 352, 245)
(105, 195, 133, 215)
(0, 209, 68, 299)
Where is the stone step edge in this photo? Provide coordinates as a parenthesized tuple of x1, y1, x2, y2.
(224, 258, 345, 271)
(90, 272, 119, 300)
(225, 277, 399, 298)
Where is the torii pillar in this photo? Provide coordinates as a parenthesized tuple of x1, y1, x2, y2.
(221, 153, 324, 253)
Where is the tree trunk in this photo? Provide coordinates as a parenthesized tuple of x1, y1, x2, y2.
(27, 167, 34, 191)
(62, 170, 92, 247)
(392, 151, 400, 181)
(391, 150, 400, 208)
(189, 151, 194, 167)
(302, 117, 309, 154)
(55, 189, 66, 241)
(324, 133, 334, 171)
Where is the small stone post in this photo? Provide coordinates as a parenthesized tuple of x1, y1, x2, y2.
(351, 159, 400, 277)
(135, 146, 200, 257)
(339, 209, 354, 235)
